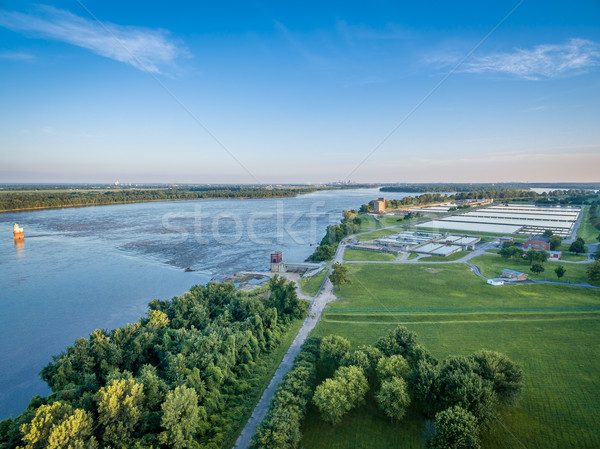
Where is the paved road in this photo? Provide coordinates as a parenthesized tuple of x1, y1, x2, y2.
(233, 242, 344, 449)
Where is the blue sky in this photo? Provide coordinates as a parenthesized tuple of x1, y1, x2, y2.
(0, 1, 599, 183)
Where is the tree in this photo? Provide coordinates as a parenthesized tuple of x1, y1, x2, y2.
(319, 335, 351, 369)
(587, 260, 600, 282)
(159, 386, 200, 449)
(312, 378, 349, 425)
(530, 264, 545, 274)
(543, 229, 553, 237)
(428, 406, 481, 449)
(555, 265, 566, 279)
(376, 377, 411, 423)
(549, 235, 562, 251)
(435, 356, 497, 424)
(96, 379, 144, 444)
(376, 355, 410, 381)
(570, 237, 586, 254)
(470, 351, 523, 404)
(19, 402, 98, 449)
(329, 263, 351, 287)
(312, 366, 368, 426)
(408, 359, 439, 417)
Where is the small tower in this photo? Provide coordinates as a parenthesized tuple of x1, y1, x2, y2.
(270, 252, 284, 272)
(13, 223, 24, 240)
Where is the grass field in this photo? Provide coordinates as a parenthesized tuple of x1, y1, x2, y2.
(357, 228, 402, 241)
(344, 249, 396, 261)
(301, 263, 600, 449)
(578, 205, 600, 243)
(560, 252, 588, 262)
(358, 213, 381, 232)
(298, 269, 328, 296)
(471, 254, 597, 285)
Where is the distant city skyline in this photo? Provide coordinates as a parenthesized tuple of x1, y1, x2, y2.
(1, 1, 599, 183)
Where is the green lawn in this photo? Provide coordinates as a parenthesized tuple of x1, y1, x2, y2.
(358, 213, 381, 232)
(578, 205, 600, 243)
(357, 228, 402, 241)
(560, 252, 588, 262)
(301, 263, 600, 449)
(344, 248, 396, 261)
(298, 269, 328, 296)
(470, 254, 597, 285)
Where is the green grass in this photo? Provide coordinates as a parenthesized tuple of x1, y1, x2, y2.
(357, 228, 402, 241)
(301, 263, 600, 449)
(560, 252, 588, 262)
(578, 205, 600, 243)
(418, 250, 470, 262)
(407, 252, 420, 260)
(358, 213, 381, 232)
(470, 254, 597, 285)
(298, 269, 328, 296)
(344, 248, 396, 261)
(377, 215, 408, 227)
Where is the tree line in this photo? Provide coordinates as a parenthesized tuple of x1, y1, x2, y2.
(252, 325, 523, 449)
(0, 186, 323, 212)
(0, 277, 308, 448)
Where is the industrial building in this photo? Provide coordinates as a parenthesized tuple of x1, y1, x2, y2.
(353, 231, 480, 257)
(523, 235, 551, 251)
(418, 204, 581, 238)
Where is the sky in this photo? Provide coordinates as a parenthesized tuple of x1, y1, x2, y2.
(0, 0, 599, 184)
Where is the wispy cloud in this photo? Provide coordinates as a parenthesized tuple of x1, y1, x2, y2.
(0, 5, 188, 73)
(462, 38, 600, 80)
(0, 50, 35, 61)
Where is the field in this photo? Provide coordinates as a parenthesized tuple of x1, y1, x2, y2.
(298, 269, 328, 296)
(302, 263, 600, 449)
(344, 249, 396, 261)
(471, 254, 598, 285)
(357, 228, 403, 241)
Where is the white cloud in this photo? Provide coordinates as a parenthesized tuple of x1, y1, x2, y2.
(0, 5, 188, 73)
(463, 39, 600, 80)
(0, 50, 35, 61)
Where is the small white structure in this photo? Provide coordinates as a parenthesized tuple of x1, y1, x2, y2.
(487, 278, 504, 286)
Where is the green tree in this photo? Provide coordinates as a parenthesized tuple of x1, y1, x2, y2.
(570, 237, 586, 254)
(530, 264, 545, 274)
(319, 335, 351, 369)
(329, 263, 351, 287)
(543, 229, 553, 237)
(428, 406, 481, 449)
(312, 366, 369, 425)
(435, 356, 497, 424)
(376, 377, 411, 423)
(20, 402, 97, 449)
(587, 260, 600, 281)
(159, 386, 200, 449)
(408, 359, 439, 417)
(96, 379, 144, 445)
(376, 355, 410, 381)
(470, 351, 523, 404)
(555, 265, 566, 279)
(312, 378, 350, 425)
(549, 235, 562, 250)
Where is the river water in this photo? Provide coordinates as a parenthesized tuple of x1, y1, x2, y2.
(0, 188, 409, 419)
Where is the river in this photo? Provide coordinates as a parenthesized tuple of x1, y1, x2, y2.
(0, 188, 410, 419)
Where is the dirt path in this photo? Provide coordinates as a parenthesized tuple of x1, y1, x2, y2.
(233, 245, 343, 449)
